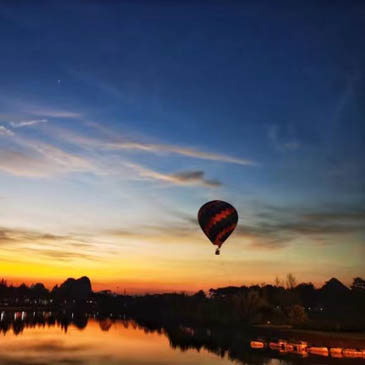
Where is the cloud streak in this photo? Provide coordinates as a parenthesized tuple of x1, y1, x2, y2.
(52, 127, 256, 166)
(0, 125, 14, 136)
(0, 145, 96, 178)
(9, 119, 48, 128)
(105, 140, 255, 165)
(0, 130, 227, 185)
(0, 95, 82, 120)
(0, 227, 70, 246)
(25, 107, 81, 119)
(0, 226, 105, 263)
(102, 201, 365, 252)
(30, 142, 94, 172)
(24, 247, 101, 262)
(302, 211, 365, 222)
(0, 149, 53, 177)
(235, 203, 365, 250)
(172, 171, 221, 187)
(0, 118, 255, 183)
(125, 163, 221, 187)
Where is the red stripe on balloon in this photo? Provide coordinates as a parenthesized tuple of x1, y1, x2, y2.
(203, 208, 234, 235)
(214, 223, 237, 246)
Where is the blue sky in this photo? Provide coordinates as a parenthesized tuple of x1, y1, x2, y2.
(0, 1, 364, 291)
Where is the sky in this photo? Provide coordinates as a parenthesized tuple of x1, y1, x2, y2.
(0, 0, 364, 293)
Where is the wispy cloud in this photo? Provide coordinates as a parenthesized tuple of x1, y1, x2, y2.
(171, 171, 221, 187)
(0, 95, 82, 120)
(0, 150, 49, 177)
(125, 163, 221, 187)
(53, 126, 256, 166)
(303, 211, 365, 221)
(0, 226, 105, 262)
(0, 104, 254, 184)
(0, 129, 226, 183)
(277, 222, 362, 235)
(234, 224, 292, 250)
(105, 203, 364, 251)
(0, 144, 97, 178)
(106, 141, 255, 165)
(23, 247, 102, 262)
(103, 217, 199, 244)
(0, 227, 69, 246)
(235, 203, 365, 250)
(9, 119, 48, 128)
(0, 125, 14, 136)
(30, 142, 94, 172)
(28, 108, 81, 119)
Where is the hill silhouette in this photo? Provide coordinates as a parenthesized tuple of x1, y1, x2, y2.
(321, 277, 349, 293)
(52, 276, 92, 300)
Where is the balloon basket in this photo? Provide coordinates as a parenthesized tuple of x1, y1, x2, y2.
(215, 248, 220, 255)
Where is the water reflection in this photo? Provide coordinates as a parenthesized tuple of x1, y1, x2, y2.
(0, 310, 90, 335)
(0, 312, 361, 365)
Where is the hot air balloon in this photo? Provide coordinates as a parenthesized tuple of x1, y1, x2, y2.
(198, 200, 238, 255)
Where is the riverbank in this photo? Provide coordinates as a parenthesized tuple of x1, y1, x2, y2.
(253, 325, 365, 348)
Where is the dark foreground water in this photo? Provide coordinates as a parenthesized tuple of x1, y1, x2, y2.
(0, 316, 364, 365)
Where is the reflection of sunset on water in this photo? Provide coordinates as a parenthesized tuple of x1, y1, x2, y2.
(1, 317, 363, 364)
(0, 320, 232, 365)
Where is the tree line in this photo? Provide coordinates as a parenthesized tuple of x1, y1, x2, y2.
(97, 275, 365, 331)
(1, 275, 364, 332)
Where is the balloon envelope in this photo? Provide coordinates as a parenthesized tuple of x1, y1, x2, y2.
(198, 200, 238, 250)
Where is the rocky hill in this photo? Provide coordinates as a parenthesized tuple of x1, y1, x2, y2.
(52, 276, 92, 300)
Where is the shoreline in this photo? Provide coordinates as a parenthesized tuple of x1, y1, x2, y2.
(253, 325, 365, 348)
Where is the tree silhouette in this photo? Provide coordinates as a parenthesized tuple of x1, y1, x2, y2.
(351, 277, 365, 291)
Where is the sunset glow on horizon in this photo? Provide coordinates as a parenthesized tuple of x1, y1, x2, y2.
(0, 1, 364, 293)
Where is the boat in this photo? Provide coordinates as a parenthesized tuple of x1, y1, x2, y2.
(250, 340, 265, 349)
(288, 341, 308, 356)
(308, 346, 329, 357)
(330, 347, 343, 358)
(269, 339, 287, 351)
(330, 347, 343, 355)
(330, 348, 342, 355)
(330, 348, 343, 354)
(343, 348, 363, 358)
(290, 341, 308, 352)
(291, 349, 309, 357)
(284, 343, 294, 351)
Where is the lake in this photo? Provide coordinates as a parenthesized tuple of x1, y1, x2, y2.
(0, 316, 363, 365)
